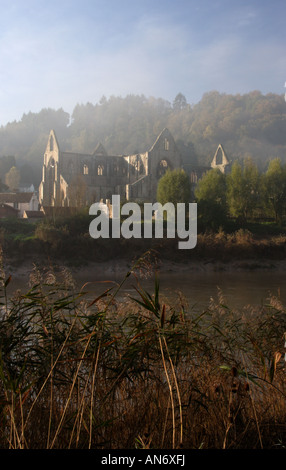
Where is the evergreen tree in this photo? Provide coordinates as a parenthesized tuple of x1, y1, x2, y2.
(172, 93, 188, 111)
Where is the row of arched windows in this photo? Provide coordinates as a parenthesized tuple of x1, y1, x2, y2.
(81, 163, 129, 176)
(65, 159, 170, 178)
(82, 164, 104, 176)
(80, 160, 167, 177)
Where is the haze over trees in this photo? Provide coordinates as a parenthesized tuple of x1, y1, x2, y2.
(0, 90, 285, 189)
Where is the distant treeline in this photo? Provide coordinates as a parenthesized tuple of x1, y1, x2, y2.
(0, 91, 285, 188)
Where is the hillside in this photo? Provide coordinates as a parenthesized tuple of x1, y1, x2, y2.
(0, 91, 285, 188)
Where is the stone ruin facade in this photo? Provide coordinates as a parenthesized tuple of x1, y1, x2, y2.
(39, 128, 182, 207)
(39, 129, 230, 208)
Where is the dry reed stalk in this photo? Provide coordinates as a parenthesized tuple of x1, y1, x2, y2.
(21, 307, 82, 443)
(162, 336, 183, 446)
(241, 353, 263, 449)
(161, 395, 171, 448)
(249, 396, 263, 449)
(75, 377, 88, 447)
(89, 345, 101, 449)
(222, 390, 243, 449)
(222, 421, 231, 449)
(68, 361, 96, 448)
(47, 316, 54, 449)
(68, 377, 86, 448)
(8, 393, 22, 449)
(158, 334, 175, 448)
(49, 328, 95, 448)
(19, 391, 25, 449)
(136, 433, 152, 449)
(46, 368, 53, 448)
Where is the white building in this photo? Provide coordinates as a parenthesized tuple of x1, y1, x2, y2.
(0, 192, 39, 217)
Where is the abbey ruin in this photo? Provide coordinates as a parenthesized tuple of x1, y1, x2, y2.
(39, 128, 230, 208)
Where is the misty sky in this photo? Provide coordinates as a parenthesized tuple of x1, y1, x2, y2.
(0, 0, 285, 125)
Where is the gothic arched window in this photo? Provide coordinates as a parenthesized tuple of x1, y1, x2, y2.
(157, 159, 170, 178)
(49, 157, 55, 168)
(98, 164, 104, 176)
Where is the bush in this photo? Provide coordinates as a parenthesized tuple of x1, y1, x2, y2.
(197, 199, 228, 232)
(0, 218, 36, 238)
(157, 169, 191, 205)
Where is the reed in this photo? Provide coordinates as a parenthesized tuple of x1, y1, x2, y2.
(0, 252, 285, 449)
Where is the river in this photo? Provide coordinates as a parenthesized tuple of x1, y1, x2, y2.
(74, 268, 286, 313)
(6, 264, 286, 313)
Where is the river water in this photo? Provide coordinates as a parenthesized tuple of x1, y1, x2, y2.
(73, 268, 286, 313)
(6, 266, 286, 313)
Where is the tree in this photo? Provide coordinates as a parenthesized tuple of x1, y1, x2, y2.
(227, 158, 260, 222)
(172, 93, 188, 111)
(195, 168, 227, 206)
(242, 157, 261, 218)
(264, 158, 286, 224)
(157, 169, 191, 206)
(5, 166, 20, 191)
(195, 168, 228, 230)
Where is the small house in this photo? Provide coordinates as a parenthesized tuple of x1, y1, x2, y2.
(0, 192, 39, 217)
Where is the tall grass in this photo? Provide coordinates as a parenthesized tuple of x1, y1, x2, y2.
(0, 251, 285, 449)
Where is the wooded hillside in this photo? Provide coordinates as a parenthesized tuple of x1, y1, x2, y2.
(0, 91, 285, 187)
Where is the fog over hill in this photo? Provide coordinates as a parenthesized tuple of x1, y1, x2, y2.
(0, 91, 285, 187)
